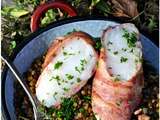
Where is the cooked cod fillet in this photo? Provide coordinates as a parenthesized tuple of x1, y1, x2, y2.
(92, 23, 144, 120)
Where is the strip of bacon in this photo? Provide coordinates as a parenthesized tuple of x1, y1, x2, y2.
(92, 23, 144, 120)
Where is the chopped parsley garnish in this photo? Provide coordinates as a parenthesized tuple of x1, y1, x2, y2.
(42, 99, 45, 104)
(83, 96, 91, 102)
(122, 29, 137, 48)
(53, 92, 58, 100)
(50, 75, 61, 85)
(75, 59, 87, 74)
(70, 82, 74, 85)
(113, 51, 118, 55)
(49, 75, 61, 82)
(107, 48, 111, 51)
(53, 75, 61, 81)
(63, 51, 67, 56)
(63, 87, 69, 92)
(120, 57, 128, 63)
(107, 41, 113, 45)
(94, 38, 102, 50)
(77, 78, 81, 82)
(54, 61, 63, 69)
(135, 59, 138, 63)
(54, 92, 58, 96)
(75, 66, 81, 73)
(63, 51, 75, 56)
(130, 49, 134, 53)
(122, 48, 127, 51)
(65, 74, 74, 80)
(80, 59, 87, 66)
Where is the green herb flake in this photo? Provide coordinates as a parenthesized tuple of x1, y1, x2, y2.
(63, 51, 75, 56)
(54, 92, 58, 96)
(120, 57, 128, 63)
(107, 41, 113, 45)
(122, 29, 137, 48)
(65, 74, 74, 80)
(135, 59, 138, 63)
(107, 48, 111, 51)
(130, 49, 134, 53)
(95, 39, 102, 50)
(70, 82, 74, 85)
(113, 51, 118, 55)
(77, 77, 81, 82)
(75, 66, 81, 73)
(63, 87, 69, 92)
(80, 59, 87, 66)
(50, 75, 62, 85)
(79, 107, 85, 113)
(54, 75, 61, 81)
(63, 51, 67, 56)
(83, 96, 91, 102)
(49, 75, 60, 82)
(54, 61, 63, 69)
(122, 48, 127, 51)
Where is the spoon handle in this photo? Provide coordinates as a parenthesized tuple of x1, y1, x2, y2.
(1, 53, 39, 119)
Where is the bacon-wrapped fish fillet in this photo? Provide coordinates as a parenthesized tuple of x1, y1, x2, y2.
(92, 23, 144, 120)
(36, 32, 98, 107)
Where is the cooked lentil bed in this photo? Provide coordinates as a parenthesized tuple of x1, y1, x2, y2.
(14, 57, 159, 120)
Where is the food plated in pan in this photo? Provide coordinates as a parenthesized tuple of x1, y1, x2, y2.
(11, 22, 158, 120)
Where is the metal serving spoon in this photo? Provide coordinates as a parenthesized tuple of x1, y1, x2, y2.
(1, 53, 42, 120)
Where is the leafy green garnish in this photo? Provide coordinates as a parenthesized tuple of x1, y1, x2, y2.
(54, 61, 63, 69)
(50, 75, 61, 85)
(77, 77, 81, 82)
(83, 96, 91, 102)
(75, 66, 81, 73)
(63, 51, 68, 56)
(80, 59, 87, 66)
(65, 74, 74, 80)
(122, 29, 137, 48)
(57, 98, 75, 119)
(113, 51, 118, 55)
(122, 48, 127, 51)
(107, 41, 113, 45)
(63, 51, 75, 56)
(120, 57, 128, 63)
(63, 87, 69, 92)
(75, 59, 87, 73)
(94, 38, 102, 50)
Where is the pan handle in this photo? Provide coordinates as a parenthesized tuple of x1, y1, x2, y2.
(30, 0, 77, 32)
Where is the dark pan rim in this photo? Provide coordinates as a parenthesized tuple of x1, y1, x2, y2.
(1, 15, 158, 120)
